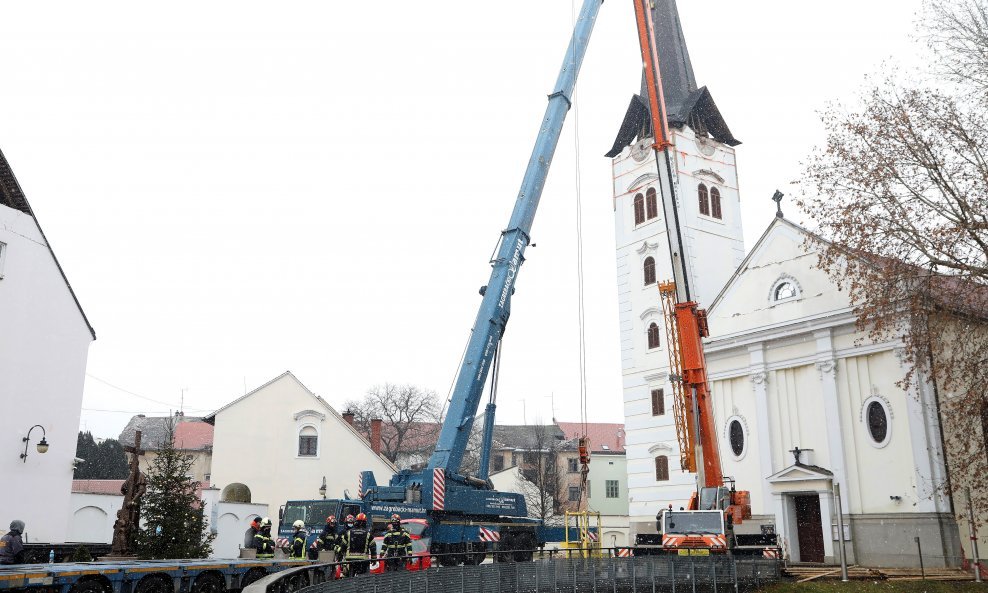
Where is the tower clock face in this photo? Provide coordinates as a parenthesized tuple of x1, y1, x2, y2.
(631, 139, 651, 162)
(694, 135, 717, 157)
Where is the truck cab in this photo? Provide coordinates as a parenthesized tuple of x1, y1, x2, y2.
(659, 509, 730, 554)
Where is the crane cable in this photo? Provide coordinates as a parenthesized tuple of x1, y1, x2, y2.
(571, 0, 592, 512)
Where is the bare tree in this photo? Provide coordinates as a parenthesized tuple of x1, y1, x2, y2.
(515, 424, 563, 525)
(344, 383, 442, 465)
(798, 0, 988, 515)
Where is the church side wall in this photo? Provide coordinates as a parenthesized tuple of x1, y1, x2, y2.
(0, 204, 93, 544)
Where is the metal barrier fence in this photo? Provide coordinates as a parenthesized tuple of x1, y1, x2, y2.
(280, 555, 780, 593)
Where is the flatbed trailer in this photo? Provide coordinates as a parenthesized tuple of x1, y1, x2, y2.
(0, 559, 310, 593)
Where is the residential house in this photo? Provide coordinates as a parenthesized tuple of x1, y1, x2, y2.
(0, 148, 95, 543)
(119, 413, 214, 486)
(556, 422, 630, 547)
(206, 372, 395, 528)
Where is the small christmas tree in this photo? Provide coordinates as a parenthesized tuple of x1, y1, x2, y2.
(132, 418, 214, 559)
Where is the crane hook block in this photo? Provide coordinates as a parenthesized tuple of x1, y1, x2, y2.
(578, 437, 591, 465)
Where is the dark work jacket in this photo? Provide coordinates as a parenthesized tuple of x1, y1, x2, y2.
(383, 528, 411, 557)
(341, 528, 370, 559)
(0, 532, 24, 565)
(253, 529, 274, 558)
(319, 524, 338, 551)
(291, 529, 306, 559)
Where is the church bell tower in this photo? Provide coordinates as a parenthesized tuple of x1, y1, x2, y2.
(607, 0, 746, 537)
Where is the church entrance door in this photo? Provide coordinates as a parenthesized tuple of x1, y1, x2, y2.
(793, 494, 824, 563)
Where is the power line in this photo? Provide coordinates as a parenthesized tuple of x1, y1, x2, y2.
(85, 373, 180, 407)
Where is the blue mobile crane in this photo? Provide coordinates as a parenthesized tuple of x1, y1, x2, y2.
(280, 0, 604, 565)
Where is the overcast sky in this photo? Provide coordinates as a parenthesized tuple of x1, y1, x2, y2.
(1, 1, 925, 438)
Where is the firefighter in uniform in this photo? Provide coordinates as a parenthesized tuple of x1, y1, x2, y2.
(313, 515, 338, 560)
(253, 518, 275, 558)
(290, 520, 307, 559)
(338, 513, 371, 576)
(333, 515, 354, 559)
(383, 515, 412, 571)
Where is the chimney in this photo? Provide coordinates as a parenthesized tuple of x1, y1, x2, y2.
(343, 410, 355, 426)
(370, 418, 383, 455)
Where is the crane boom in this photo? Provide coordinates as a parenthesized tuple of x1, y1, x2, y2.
(427, 0, 603, 475)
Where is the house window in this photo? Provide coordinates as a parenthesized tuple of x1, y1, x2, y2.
(645, 188, 658, 220)
(492, 455, 505, 472)
(710, 187, 722, 219)
(651, 388, 665, 416)
(567, 457, 579, 473)
(568, 486, 580, 502)
(655, 455, 669, 481)
(698, 183, 710, 216)
(728, 418, 745, 457)
(606, 480, 619, 498)
(647, 322, 660, 349)
(633, 193, 645, 225)
(643, 256, 656, 285)
(298, 426, 318, 457)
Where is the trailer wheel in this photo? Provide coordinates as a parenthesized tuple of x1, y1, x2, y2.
(240, 568, 267, 588)
(192, 572, 225, 593)
(135, 575, 172, 593)
(71, 577, 111, 593)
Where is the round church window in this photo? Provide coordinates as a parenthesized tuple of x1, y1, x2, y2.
(867, 401, 889, 444)
(728, 419, 745, 457)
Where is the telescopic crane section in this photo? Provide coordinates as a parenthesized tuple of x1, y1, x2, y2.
(427, 0, 602, 477)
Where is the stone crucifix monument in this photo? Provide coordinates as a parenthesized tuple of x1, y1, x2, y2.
(109, 429, 148, 558)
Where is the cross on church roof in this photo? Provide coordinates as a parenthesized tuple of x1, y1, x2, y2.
(772, 190, 785, 218)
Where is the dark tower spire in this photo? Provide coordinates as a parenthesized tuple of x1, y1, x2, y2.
(647, 0, 697, 117)
(606, 0, 739, 157)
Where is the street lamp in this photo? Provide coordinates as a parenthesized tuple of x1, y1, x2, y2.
(319, 476, 327, 499)
(21, 425, 49, 462)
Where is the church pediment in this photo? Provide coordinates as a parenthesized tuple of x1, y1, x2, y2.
(705, 218, 853, 339)
(767, 463, 834, 483)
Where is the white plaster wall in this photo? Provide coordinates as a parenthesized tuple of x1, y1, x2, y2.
(837, 352, 920, 514)
(711, 375, 764, 512)
(68, 493, 122, 543)
(0, 204, 93, 544)
(209, 373, 395, 529)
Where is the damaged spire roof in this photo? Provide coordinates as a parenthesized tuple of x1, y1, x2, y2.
(605, 0, 739, 157)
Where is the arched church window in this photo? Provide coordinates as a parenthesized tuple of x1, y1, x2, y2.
(647, 322, 660, 349)
(774, 282, 797, 301)
(654, 455, 669, 481)
(645, 188, 658, 220)
(633, 193, 645, 225)
(643, 256, 656, 286)
(710, 187, 723, 219)
(698, 183, 710, 216)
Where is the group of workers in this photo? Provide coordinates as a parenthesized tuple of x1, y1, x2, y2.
(245, 512, 412, 576)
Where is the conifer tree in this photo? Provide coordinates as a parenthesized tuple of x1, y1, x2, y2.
(132, 420, 213, 559)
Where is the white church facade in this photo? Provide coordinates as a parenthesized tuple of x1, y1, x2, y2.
(609, 0, 961, 567)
